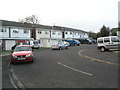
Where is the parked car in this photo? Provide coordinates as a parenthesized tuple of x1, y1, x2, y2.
(118, 36, 120, 40)
(97, 36, 120, 52)
(52, 42, 68, 50)
(65, 40, 80, 46)
(11, 45, 34, 64)
(29, 40, 40, 49)
(90, 39, 97, 44)
(76, 39, 92, 44)
(63, 41, 70, 47)
(74, 40, 81, 46)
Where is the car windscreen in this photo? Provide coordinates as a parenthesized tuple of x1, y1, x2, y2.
(14, 46, 32, 52)
(33, 41, 38, 45)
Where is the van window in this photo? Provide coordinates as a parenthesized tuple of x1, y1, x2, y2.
(98, 39, 103, 43)
(111, 37, 119, 42)
(104, 38, 110, 42)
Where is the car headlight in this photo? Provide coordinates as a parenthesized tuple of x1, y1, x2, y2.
(13, 55, 17, 58)
(26, 54, 31, 57)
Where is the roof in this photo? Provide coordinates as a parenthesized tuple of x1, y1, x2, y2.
(1, 20, 32, 28)
(0, 20, 89, 33)
(0, 20, 52, 29)
(53, 25, 89, 33)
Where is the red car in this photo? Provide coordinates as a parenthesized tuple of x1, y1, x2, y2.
(11, 45, 33, 64)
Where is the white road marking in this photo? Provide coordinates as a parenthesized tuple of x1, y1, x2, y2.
(57, 62, 93, 76)
(78, 50, 119, 67)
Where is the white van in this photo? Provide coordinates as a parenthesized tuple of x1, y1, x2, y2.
(29, 40, 40, 49)
(97, 36, 120, 52)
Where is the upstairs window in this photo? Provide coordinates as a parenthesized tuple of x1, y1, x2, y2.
(58, 32, 61, 35)
(45, 31, 48, 34)
(0, 28, 7, 32)
(24, 30, 29, 33)
(13, 29, 19, 33)
(52, 32, 55, 35)
(38, 31, 42, 34)
(70, 32, 72, 35)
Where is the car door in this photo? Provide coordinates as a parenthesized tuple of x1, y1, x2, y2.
(103, 37, 111, 49)
(110, 37, 120, 49)
(61, 42, 66, 49)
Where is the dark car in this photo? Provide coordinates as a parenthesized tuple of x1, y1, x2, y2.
(76, 39, 92, 44)
(65, 40, 80, 46)
(90, 39, 97, 44)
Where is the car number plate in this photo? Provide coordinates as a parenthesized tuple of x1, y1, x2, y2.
(18, 58, 25, 60)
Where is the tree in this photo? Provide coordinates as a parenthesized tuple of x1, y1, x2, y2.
(99, 25, 110, 37)
(19, 15, 40, 40)
(89, 31, 97, 39)
(19, 15, 40, 24)
(110, 28, 118, 36)
(111, 31, 117, 36)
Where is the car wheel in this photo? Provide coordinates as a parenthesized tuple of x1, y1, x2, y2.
(37, 47, 39, 49)
(11, 61, 16, 65)
(30, 60, 33, 63)
(66, 47, 68, 49)
(59, 47, 62, 50)
(100, 47, 106, 52)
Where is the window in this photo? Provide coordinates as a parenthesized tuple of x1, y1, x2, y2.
(70, 32, 72, 35)
(98, 39, 103, 43)
(0, 29, 4, 32)
(13, 30, 19, 33)
(24, 30, 29, 33)
(0, 28, 7, 32)
(58, 32, 61, 35)
(45, 31, 48, 34)
(38, 31, 42, 34)
(52, 32, 55, 35)
(104, 38, 110, 42)
(111, 37, 119, 42)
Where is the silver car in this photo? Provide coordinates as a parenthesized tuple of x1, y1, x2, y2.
(52, 42, 68, 50)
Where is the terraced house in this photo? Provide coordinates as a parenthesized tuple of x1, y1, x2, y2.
(35, 26, 89, 47)
(0, 20, 33, 50)
(0, 20, 89, 50)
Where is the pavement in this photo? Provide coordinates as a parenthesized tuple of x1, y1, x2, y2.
(2, 55, 13, 89)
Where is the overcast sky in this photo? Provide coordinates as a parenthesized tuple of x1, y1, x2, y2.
(0, 0, 119, 33)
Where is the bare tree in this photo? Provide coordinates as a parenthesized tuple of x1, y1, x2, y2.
(19, 15, 40, 24)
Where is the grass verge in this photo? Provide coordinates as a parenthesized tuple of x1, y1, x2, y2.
(1, 50, 11, 55)
(38, 47, 51, 50)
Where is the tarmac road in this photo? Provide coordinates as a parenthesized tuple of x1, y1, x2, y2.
(3, 44, 119, 88)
